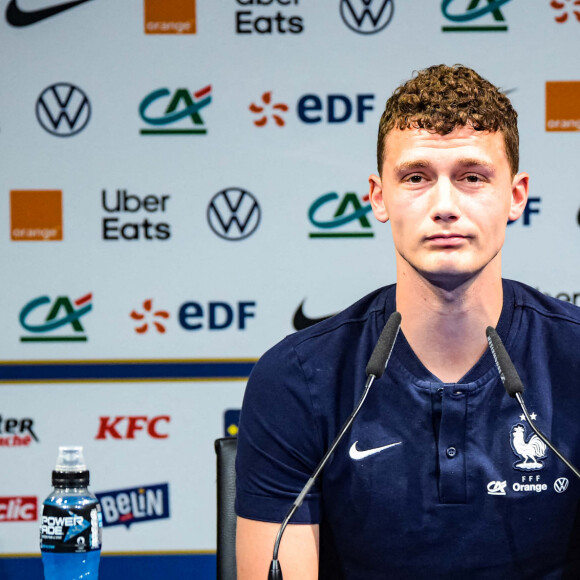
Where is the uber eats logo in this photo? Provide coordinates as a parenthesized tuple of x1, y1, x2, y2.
(235, 0, 304, 34)
(101, 189, 171, 241)
(308, 191, 374, 238)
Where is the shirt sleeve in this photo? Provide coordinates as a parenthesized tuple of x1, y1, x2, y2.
(235, 337, 324, 524)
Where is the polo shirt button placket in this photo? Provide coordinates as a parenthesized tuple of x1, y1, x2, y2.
(438, 386, 468, 503)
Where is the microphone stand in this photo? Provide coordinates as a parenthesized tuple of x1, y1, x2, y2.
(486, 326, 580, 480)
(268, 372, 379, 579)
(515, 392, 580, 480)
(268, 312, 402, 579)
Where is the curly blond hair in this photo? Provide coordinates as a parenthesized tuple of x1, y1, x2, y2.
(377, 64, 518, 176)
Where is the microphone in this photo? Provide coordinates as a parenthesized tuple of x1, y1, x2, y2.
(486, 326, 580, 480)
(268, 311, 402, 580)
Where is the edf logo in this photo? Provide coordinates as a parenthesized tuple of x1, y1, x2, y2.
(178, 301, 256, 330)
(297, 94, 374, 124)
(508, 197, 541, 226)
(96, 416, 170, 440)
(250, 92, 374, 127)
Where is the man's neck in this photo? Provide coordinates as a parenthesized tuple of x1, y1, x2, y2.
(395, 263, 504, 383)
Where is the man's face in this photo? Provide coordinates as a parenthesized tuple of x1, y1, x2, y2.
(369, 126, 529, 289)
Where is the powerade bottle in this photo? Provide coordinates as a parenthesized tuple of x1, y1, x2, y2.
(40, 446, 102, 579)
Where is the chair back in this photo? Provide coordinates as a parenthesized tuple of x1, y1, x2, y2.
(215, 436, 238, 580)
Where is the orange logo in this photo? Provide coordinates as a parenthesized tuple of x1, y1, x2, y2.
(546, 81, 580, 132)
(130, 299, 170, 334)
(550, 0, 580, 23)
(10, 190, 63, 241)
(249, 92, 289, 127)
(144, 0, 196, 34)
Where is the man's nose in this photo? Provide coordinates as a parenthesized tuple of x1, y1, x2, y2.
(430, 179, 460, 222)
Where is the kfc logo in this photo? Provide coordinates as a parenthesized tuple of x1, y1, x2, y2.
(95, 416, 170, 440)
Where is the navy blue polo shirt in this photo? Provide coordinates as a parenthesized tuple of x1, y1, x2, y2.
(236, 280, 580, 579)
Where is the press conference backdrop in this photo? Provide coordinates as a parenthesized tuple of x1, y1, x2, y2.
(1, 0, 579, 577)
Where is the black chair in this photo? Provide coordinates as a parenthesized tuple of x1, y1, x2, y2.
(215, 437, 238, 580)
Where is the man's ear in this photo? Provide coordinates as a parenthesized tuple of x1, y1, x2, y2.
(507, 172, 530, 222)
(369, 174, 389, 223)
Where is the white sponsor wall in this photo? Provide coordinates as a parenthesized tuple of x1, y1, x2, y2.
(1, 0, 579, 576)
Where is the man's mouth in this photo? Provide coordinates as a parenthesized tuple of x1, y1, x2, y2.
(424, 233, 470, 245)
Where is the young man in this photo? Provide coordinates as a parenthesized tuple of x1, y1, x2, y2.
(235, 65, 580, 579)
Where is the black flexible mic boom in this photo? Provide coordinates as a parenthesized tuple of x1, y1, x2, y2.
(486, 326, 580, 480)
(267, 312, 402, 580)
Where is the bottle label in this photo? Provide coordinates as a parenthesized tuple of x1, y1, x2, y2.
(40, 502, 102, 553)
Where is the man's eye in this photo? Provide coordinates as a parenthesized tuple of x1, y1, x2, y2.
(465, 175, 482, 183)
(407, 175, 423, 183)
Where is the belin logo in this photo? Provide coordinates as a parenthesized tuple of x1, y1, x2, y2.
(139, 86, 212, 135)
(36, 83, 91, 136)
(441, 0, 510, 32)
(308, 192, 374, 238)
(96, 483, 170, 528)
(207, 188, 261, 241)
(340, 0, 394, 34)
(144, 0, 196, 34)
(19, 293, 93, 342)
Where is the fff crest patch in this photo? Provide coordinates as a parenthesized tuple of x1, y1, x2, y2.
(510, 422, 547, 472)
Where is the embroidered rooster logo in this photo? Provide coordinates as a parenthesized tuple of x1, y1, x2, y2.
(510, 423, 547, 471)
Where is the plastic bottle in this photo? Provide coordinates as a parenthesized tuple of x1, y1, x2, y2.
(40, 446, 102, 579)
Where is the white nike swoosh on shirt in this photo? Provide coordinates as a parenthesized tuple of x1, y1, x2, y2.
(349, 440, 402, 460)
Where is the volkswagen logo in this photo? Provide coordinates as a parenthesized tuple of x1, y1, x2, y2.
(207, 188, 261, 241)
(554, 477, 569, 493)
(36, 83, 91, 137)
(340, 0, 394, 35)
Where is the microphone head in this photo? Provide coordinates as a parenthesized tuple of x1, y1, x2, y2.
(486, 326, 524, 398)
(366, 311, 402, 378)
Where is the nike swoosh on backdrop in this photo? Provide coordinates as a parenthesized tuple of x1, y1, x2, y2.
(292, 300, 336, 331)
(349, 441, 401, 460)
(6, 0, 92, 27)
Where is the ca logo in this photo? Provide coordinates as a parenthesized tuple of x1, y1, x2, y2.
(308, 192, 374, 238)
(487, 480, 507, 496)
(19, 293, 93, 342)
